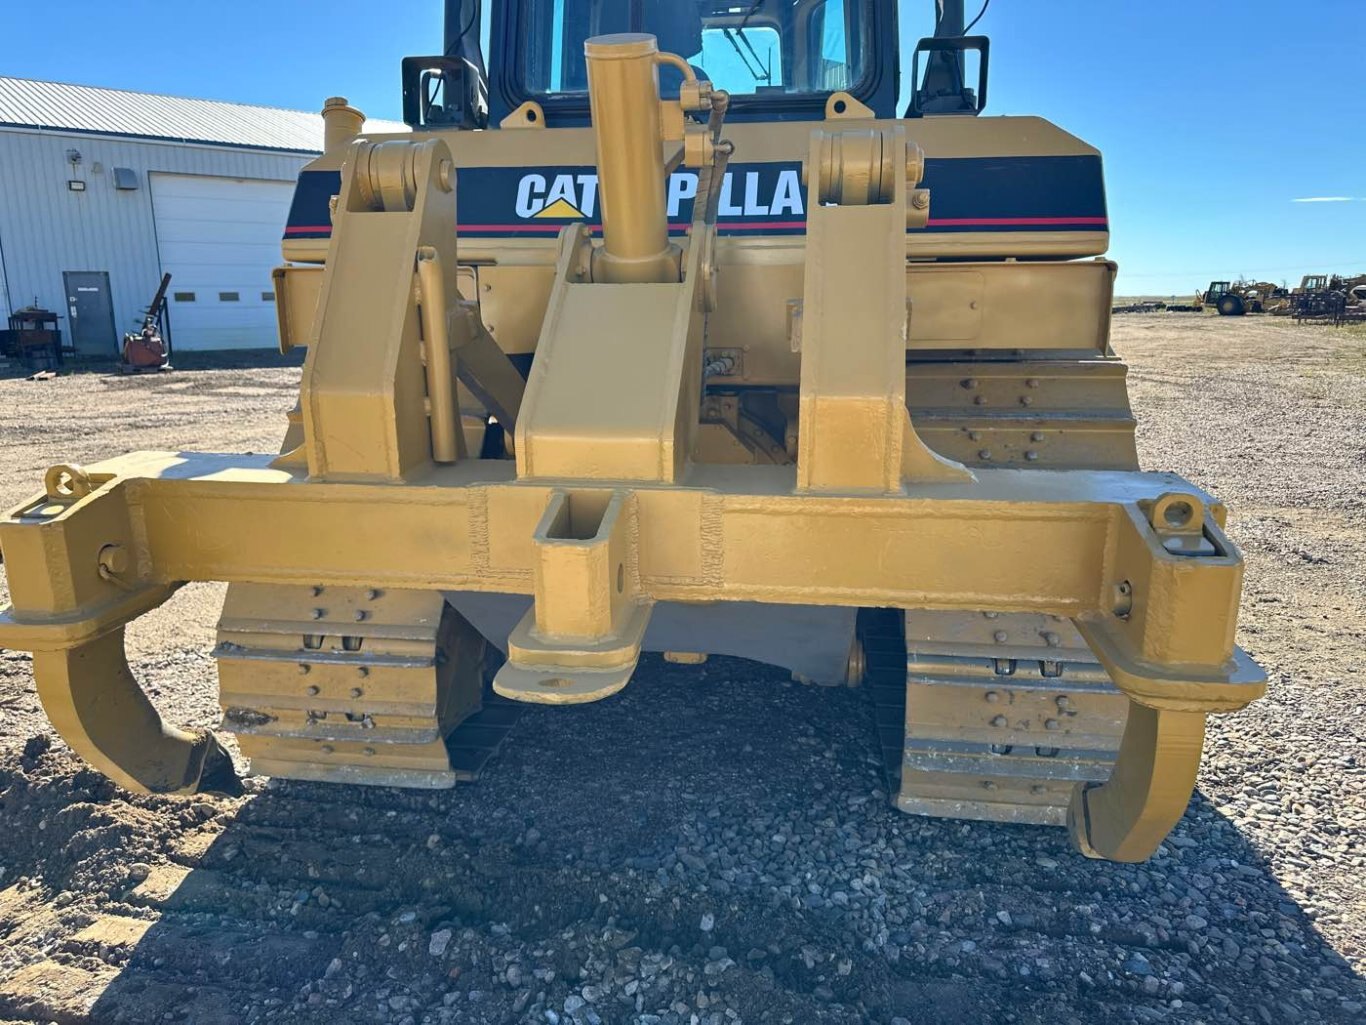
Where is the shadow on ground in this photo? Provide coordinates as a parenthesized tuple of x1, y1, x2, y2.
(0, 657, 1360, 1024)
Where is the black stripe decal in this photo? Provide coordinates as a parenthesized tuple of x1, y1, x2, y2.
(283, 155, 1107, 240)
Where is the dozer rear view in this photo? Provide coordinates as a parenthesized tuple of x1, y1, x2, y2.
(0, 0, 1265, 863)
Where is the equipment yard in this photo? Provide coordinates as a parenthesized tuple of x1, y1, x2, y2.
(0, 315, 1363, 1024)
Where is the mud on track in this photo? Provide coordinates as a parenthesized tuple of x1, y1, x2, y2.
(0, 319, 1363, 1024)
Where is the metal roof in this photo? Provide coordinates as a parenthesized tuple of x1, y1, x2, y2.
(0, 77, 407, 154)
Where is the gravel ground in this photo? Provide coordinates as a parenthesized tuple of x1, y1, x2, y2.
(0, 317, 1362, 1024)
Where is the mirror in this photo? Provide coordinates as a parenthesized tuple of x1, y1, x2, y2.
(908, 35, 989, 116)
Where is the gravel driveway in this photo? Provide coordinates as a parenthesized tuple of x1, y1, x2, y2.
(0, 315, 1361, 1024)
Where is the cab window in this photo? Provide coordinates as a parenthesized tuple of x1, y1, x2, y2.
(522, 0, 868, 100)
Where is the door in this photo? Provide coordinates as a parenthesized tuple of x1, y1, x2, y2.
(63, 271, 117, 356)
(150, 173, 295, 350)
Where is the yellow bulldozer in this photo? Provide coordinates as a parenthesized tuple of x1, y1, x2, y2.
(0, 0, 1264, 863)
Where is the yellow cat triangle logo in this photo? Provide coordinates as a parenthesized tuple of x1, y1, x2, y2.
(534, 197, 585, 219)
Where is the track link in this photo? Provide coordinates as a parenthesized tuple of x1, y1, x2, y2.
(866, 609, 1128, 826)
(216, 585, 519, 787)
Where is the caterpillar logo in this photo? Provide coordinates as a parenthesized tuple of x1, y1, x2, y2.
(514, 168, 806, 222)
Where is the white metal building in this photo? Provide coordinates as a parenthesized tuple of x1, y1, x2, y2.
(0, 78, 402, 354)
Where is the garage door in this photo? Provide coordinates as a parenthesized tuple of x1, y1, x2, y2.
(151, 174, 294, 351)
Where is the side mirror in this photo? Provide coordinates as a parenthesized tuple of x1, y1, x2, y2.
(908, 35, 989, 117)
(402, 55, 488, 129)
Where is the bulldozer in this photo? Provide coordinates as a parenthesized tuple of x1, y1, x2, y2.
(0, 0, 1265, 864)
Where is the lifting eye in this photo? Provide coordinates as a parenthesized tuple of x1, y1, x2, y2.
(1149, 491, 1205, 533)
(1162, 500, 1195, 529)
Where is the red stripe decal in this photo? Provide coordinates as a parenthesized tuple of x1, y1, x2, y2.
(708, 220, 808, 230)
(458, 223, 694, 233)
(288, 216, 1108, 237)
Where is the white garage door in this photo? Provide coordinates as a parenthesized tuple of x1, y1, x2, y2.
(151, 173, 294, 351)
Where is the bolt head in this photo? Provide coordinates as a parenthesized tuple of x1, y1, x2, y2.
(993, 630, 1008, 643)
(297, 664, 311, 675)
(306, 685, 320, 696)
(311, 608, 325, 620)
(354, 610, 368, 622)
(990, 715, 1008, 728)
(1045, 718, 1060, 731)
(985, 690, 1000, 703)
(351, 687, 364, 698)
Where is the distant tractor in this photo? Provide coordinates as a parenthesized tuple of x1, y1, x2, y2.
(1200, 280, 1262, 316)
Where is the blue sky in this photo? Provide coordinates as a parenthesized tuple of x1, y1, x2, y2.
(6, 1, 1361, 295)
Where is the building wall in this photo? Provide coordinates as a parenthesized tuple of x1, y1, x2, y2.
(0, 127, 309, 347)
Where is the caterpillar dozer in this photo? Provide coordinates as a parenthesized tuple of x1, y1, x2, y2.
(0, 0, 1265, 863)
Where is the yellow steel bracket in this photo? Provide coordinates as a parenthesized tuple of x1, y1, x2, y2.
(0, 467, 234, 795)
(795, 125, 970, 492)
(296, 137, 523, 481)
(499, 33, 730, 702)
(493, 489, 648, 704)
(1069, 492, 1265, 861)
(0, 453, 1265, 833)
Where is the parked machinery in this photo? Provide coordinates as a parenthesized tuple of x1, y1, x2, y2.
(1288, 274, 1365, 325)
(118, 273, 173, 373)
(0, 0, 1266, 863)
(1345, 283, 1366, 323)
(0, 305, 63, 368)
(1199, 280, 1263, 316)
